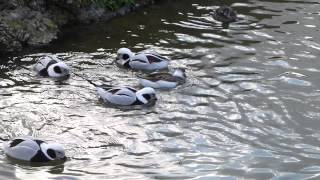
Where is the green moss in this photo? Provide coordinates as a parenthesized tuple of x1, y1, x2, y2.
(7, 20, 24, 29)
(78, 0, 135, 10)
(43, 18, 58, 30)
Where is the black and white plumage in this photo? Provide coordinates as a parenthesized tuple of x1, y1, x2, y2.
(97, 86, 157, 106)
(3, 136, 66, 162)
(34, 55, 70, 79)
(139, 68, 187, 89)
(116, 48, 169, 71)
(211, 6, 238, 24)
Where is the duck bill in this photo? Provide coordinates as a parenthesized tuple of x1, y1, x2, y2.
(152, 95, 158, 101)
(60, 156, 67, 161)
(150, 94, 158, 105)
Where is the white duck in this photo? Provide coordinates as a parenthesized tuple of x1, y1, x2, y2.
(3, 136, 66, 162)
(138, 68, 186, 89)
(34, 55, 70, 79)
(97, 86, 157, 106)
(116, 48, 169, 71)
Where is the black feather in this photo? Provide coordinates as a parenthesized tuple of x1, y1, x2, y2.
(38, 69, 49, 76)
(53, 66, 62, 74)
(30, 150, 50, 162)
(143, 94, 151, 100)
(9, 139, 25, 147)
(47, 149, 56, 159)
(38, 59, 58, 77)
(123, 54, 130, 60)
(34, 139, 44, 146)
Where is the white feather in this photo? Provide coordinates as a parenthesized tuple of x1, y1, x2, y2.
(139, 79, 178, 89)
(97, 87, 136, 106)
(129, 53, 169, 71)
(3, 138, 40, 161)
(3, 137, 66, 162)
(34, 55, 70, 78)
(116, 48, 169, 71)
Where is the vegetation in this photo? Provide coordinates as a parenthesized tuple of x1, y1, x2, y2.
(78, 0, 136, 10)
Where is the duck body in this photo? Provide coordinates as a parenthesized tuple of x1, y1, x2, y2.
(3, 136, 66, 162)
(139, 68, 186, 89)
(116, 48, 169, 71)
(34, 55, 70, 79)
(212, 6, 238, 24)
(127, 53, 169, 71)
(97, 86, 157, 106)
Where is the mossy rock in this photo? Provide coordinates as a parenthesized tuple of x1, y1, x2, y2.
(6, 20, 24, 29)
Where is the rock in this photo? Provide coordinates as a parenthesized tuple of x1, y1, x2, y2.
(77, 4, 106, 24)
(0, 0, 157, 55)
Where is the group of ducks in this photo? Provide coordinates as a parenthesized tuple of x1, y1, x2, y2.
(3, 6, 238, 163)
(3, 47, 186, 162)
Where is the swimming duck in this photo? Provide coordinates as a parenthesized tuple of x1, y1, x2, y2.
(116, 48, 169, 71)
(212, 6, 238, 24)
(3, 136, 66, 162)
(97, 86, 157, 106)
(34, 55, 70, 79)
(139, 68, 186, 89)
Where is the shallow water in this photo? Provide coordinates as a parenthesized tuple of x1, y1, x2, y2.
(1, 0, 320, 179)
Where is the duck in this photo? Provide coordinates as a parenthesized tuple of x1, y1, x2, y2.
(3, 136, 66, 162)
(211, 6, 238, 24)
(97, 86, 157, 106)
(116, 48, 169, 71)
(138, 68, 186, 89)
(34, 55, 70, 79)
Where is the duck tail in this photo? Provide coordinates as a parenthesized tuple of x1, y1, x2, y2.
(73, 72, 100, 87)
(136, 74, 145, 79)
(73, 72, 114, 91)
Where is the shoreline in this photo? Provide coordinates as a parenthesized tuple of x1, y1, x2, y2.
(0, 0, 156, 55)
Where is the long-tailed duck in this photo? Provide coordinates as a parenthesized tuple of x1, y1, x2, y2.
(34, 55, 70, 79)
(139, 68, 186, 89)
(116, 48, 169, 71)
(3, 136, 66, 162)
(97, 86, 157, 106)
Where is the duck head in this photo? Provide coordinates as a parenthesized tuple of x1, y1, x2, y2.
(218, 6, 237, 21)
(47, 62, 70, 79)
(42, 143, 66, 161)
(116, 48, 135, 67)
(136, 87, 157, 105)
(223, 7, 236, 18)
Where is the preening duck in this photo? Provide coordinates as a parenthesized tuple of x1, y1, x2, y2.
(34, 55, 70, 79)
(3, 136, 66, 162)
(212, 6, 238, 24)
(139, 68, 186, 89)
(97, 86, 157, 106)
(116, 48, 169, 71)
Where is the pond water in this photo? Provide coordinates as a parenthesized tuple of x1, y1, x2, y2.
(1, 0, 320, 179)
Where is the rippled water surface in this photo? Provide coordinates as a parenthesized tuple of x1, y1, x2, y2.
(1, 0, 320, 179)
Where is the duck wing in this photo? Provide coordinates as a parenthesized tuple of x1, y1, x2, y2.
(143, 73, 178, 82)
(96, 84, 114, 91)
(145, 54, 169, 63)
(109, 88, 137, 105)
(4, 139, 40, 161)
(97, 87, 137, 105)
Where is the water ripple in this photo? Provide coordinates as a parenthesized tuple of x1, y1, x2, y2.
(1, 0, 320, 179)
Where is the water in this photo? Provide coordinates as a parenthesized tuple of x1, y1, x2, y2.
(1, 0, 320, 179)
